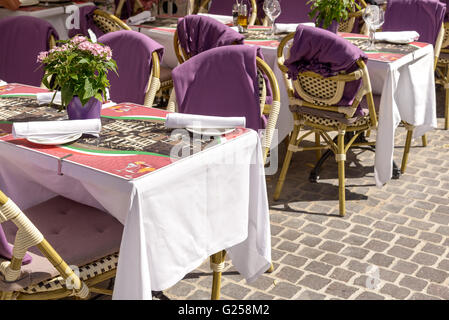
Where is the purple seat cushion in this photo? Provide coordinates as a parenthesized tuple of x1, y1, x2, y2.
(98, 30, 164, 104)
(383, 0, 446, 46)
(177, 15, 244, 57)
(172, 45, 264, 131)
(284, 24, 367, 107)
(68, 5, 105, 39)
(0, 196, 123, 292)
(0, 16, 59, 87)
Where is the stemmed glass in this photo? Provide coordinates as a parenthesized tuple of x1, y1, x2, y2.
(363, 5, 384, 50)
(263, 0, 281, 38)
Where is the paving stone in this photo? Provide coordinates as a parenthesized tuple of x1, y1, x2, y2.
(301, 235, 322, 247)
(419, 232, 443, 244)
(280, 254, 308, 268)
(437, 259, 449, 272)
(392, 260, 419, 274)
(166, 282, 196, 297)
(387, 245, 414, 260)
(320, 253, 347, 266)
(411, 252, 438, 266)
(326, 219, 351, 230)
(275, 266, 304, 283)
(394, 225, 418, 237)
(413, 201, 436, 211)
(341, 246, 370, 259)
(426, 283, 449, 300)
(350, 215, 374, 226)
(429, 213, 449, 225)
(329, 268, 356, 282)
(368, 253, 395, 268)
(373, 221, 395, 232)
(372, 230, 395, 242)
(407, 219, 434, 231)
(355, 292, 385, 300)
(342, 234, 369, 246)
(246, 275, 275, 291)
(399, 276, 428, 291)
(395, 236, 420, 249)
(247, 292, 276, 300)
(325, 281, 358, 299)
(318, 240, 345, 253)
(298, 274, 331, 291)
(282, 218, 306, 229)
(322, 229, 347, 241)
(279, 229, 302, 241)
(347, 260, 370, 273)
(409, 293, 440, 300)
(304, 261, 333, 276)
(187, 290, 211, 300)
(380, 283, 411, 299)
(296, 290, 326, 300)
(277, 240, 300, 252)
(416, 267, 449, 283)
(221, 283, 251, 300)
(403, 207, 428, 219)
(297, 247, 325, 259)
(271, 225, 284, 236)
(422, 243, 446, 256)
(269, 281, 300, 299)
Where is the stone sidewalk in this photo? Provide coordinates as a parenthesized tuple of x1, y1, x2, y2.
(141, 87, 449, 300)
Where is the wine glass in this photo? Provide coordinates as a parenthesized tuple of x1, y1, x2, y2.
(263, 0, 281, 38)
(362, 5, 379, 50)
(371, 7, 385, 48)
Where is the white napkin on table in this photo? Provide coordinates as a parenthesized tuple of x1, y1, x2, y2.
(13, 119, 102, 139)
(36, 91, 62, 105)
(198, 13, 233, 25)
(374, 31, 420, 44)
(275, 22, 315, 34)
(165, 113, 246, 129)
(126, 11, 156, 25)
(0, 80, 7, 86)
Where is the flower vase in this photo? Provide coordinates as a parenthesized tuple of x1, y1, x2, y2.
(67, 96, 102, 120)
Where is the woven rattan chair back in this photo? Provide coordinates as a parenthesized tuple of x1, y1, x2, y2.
(92, 9, 131, 34)
(337, 0, 367, 33)
(143, 51, 162, 107)
(198, 0, 257, 25)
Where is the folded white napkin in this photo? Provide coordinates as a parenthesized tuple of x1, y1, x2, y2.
(275, 22, 315, 34)
(13, 119, 102, 139)
(36, 91, 62, 105)
(0, 80, 7, 86)
(374, 31, 420, 44)
(198, 13, 233, 25)
(126, 11, 156, 25)
(165, 113, 246, 129)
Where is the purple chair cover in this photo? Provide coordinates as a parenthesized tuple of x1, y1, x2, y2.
(383, 0, 446, 46)
(256, 0, 312, 23)
(284, 25, 367, 107)
(114, 0, 135, 19)
(177, 15, 244, 57)
(172, 45, 264, 131)
(0, 16, 59, 87)
(68, 5, 105, 39)
(98, 30, 164, 104)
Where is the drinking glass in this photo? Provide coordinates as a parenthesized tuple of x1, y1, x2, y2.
(371, 8, 385, 48)
(263, 0, 281, 38)
(238, 4, 248, 33)
(232, 3, 240, 27)
(363, 5, 378, 50)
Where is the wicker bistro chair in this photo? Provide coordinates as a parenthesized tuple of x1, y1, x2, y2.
(93, 9, 132, 33)
(198, 0, 258, 26)
(435, 22, 449, 130)
(0, 190, 123, 300)
(273, 32, 378, 217)
(337, 0, 368, 33)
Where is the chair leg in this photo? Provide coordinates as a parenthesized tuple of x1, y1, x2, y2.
(445, 85, 449, 130)
(401, 129, 413, 174)
(421, 134, 427, 147)
(315, 131, 321, 161)
(274, 125, 300, 201)
(266, 263, 274, 273)
(337, 131, 346, 217)
(0, 291, 14, 300)
(210, 250, 226, 300)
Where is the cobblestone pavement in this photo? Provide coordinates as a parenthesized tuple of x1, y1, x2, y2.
(118, 87, 449, 300)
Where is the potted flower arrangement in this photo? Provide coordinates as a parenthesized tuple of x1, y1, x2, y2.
(307, 0, 360, 32)
(37, 35, 117, 120)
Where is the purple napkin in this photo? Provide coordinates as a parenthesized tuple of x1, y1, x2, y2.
(0, 16, 59, 87)
(172, 45, 264, 131)
(68, 5, 105, 39)
(284, 24, 367, 107)
(98, 30, 164, 105)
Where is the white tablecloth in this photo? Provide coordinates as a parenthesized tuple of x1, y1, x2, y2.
(0, 2, 94, 40)
(0, 123, 271, 299)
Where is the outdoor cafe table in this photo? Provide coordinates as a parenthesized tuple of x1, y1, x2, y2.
(0, 1, 94, 39)
(133, 20, 437, 186)
(0, 83, 271, 299)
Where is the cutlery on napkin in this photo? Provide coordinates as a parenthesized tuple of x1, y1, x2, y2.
(36, 91, 62, 105)
(12, 119, 102, 139)
(165, 113, 246, 129)
(374, 31, 420, 44)
(126, 11, 156, 25)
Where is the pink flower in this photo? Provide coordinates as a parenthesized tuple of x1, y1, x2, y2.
(71, 35, 88, 45)
(36, 51, 48, 63)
